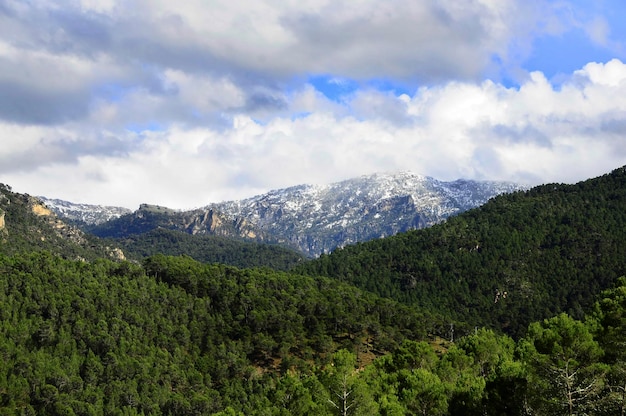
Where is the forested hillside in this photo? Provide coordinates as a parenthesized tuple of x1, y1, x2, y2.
(2, 168, 626, 414)
(0, 252, 440, 414)
(296, 167, 626, 337)
(115, 228, 306, 270)
(0, 252, 624, 415)
(0, 184, 123, 261)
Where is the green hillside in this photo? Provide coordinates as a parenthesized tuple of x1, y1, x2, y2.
(296, 167, 626, 337)
(0, 251, 624, 415)
(114, 228, 306, 270)
(0, 251, 441, 414)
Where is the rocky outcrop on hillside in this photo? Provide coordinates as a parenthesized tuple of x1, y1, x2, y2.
(0, 183, 125, 260)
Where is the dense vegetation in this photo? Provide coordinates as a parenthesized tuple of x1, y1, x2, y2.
(0, 252, 441, 414)
(296, 167, 626, 337)
(114, 228, 305, 270)
(0, 251, 624, 415)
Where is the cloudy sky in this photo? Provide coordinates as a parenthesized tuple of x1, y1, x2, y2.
(1, 0, 626, 209)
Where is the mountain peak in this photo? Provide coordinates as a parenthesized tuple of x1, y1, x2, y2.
(205, 173, 526, 256)
(38, 197, 133, 226)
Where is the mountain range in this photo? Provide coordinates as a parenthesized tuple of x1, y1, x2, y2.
(0, 183, 125, 261)
(42, 172, 526, 257)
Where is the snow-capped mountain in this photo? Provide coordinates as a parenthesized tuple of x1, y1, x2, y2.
(206, 172, 526, 256)
(44, 172, 526, 257)
(38, 197, 132, 226)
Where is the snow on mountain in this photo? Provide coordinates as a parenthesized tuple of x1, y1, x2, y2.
(207, 172, 527, 256)
(38, 197, 132, 226)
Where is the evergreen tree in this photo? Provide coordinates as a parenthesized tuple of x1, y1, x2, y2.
(520, 313, 608, 415)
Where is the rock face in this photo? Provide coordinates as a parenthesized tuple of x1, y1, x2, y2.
(0, 190, 8, 233)
(84, 172, 526, 257)
(31, 198, 89, 245)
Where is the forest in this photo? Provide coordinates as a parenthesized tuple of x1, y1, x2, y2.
(0, 167, 625, 415)
(114, 228, 306, 271)
(0, 252, 624, 415)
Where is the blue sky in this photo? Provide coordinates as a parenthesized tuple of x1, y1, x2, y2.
(1, 0, 626, 208)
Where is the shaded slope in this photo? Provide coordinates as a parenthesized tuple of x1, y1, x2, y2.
(117, 228, 306, 270)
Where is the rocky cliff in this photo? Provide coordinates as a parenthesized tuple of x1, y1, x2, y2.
(206, 172, 526, 256)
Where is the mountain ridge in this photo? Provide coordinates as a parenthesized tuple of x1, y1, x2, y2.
(207, 172, 526, 256)
(38, 197, 133, 226)
(0, 183, 125, 261)
(45, 172, 526, 257)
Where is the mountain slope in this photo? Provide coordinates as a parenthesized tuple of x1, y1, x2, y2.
(295, 166, 626, 337)
(118, 228, 306, 270)
(86, 172, 524, 257)
(0, 183, 124, 261)
(0, 251, 440, 414)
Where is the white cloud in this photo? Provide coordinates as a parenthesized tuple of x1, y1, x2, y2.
(0, 1, 625, 208)
(3, 59, 626, 208)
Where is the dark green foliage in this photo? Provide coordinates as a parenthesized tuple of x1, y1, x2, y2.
(116, 228, 306, 270)
(591, 277, 626, 415)
(2, 167, 626, 414)
(519, 313, 607, 415)
(0, 251, 434, 414)
(0, 239, 625, 415)
(296, 167, 626, 337)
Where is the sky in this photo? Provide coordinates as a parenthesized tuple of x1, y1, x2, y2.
(1, 0, 626, 209)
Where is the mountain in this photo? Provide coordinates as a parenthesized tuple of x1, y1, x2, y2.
(85, 172, 525, 257)
(295, 166, 626, 337)
(2, 171, 626, 415)
(38, 196, 132, 226)
(0, 183, 125, 261)
(208, 172, 526, 256)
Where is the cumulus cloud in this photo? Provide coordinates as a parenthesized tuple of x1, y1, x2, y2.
(0, 0, 540, 126)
